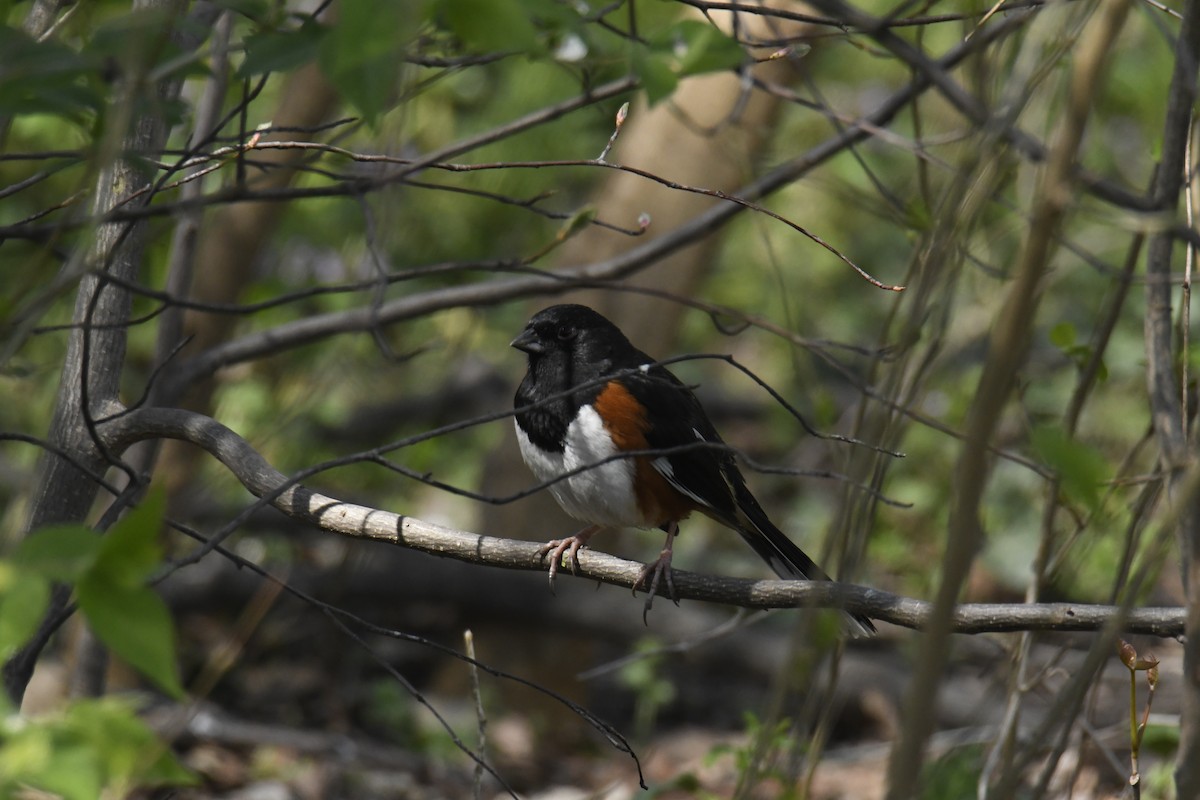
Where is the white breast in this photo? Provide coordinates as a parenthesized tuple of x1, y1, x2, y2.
(515, 405, 644, 528)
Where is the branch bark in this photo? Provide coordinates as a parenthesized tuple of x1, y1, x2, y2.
(97, 406, 1185, 637)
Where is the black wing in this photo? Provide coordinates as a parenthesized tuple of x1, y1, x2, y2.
(619, 363, 742, 524)
(623, 362, 876, 636)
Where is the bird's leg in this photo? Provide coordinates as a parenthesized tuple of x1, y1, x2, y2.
(633, 521, 680, 623)
(538, 525, 602, 591)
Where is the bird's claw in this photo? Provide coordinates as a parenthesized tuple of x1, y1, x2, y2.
(537, 526, 600, 593)
(538, 537, 584, 592)
(633, 549, 679, 624)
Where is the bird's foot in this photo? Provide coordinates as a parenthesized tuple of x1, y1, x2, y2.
(632, 547, 679, 624)
(538, 525, 601, 592)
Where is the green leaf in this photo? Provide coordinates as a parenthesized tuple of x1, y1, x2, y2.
(663, 20, 744, 77)
(14, 524, 103, 581)
(63, 698, 197, 790)
(520, 0, 587, 36)
(91, 488, 166, 588)
(632, 50, 678, 106)
(0, 567, 50, 659)
(239, 19, 326, 77)
(0, 721, 52, 797)
(921, 744, 985, 800)
(210, 0, 271, 19)
(76, 577, 184, 699)
(20, 744, 102, 800)
(1049, 321, 1076, 349)
(1030, 426, 1109, 512)
(1141, 722, 1181, 753)
(9, 494, 180, 696)
(0, 24, 90, 78)
(0, 25, 103, 121)
(318, 0, 415, 124)
(87, 6, 179, 64)
(0, 698, 195, 798)
(556, 206, 596, 241)
(631, 20, 743, 104)
(438, 0, 539, 54)
(631, 0, 686, 39)
(905, 198, 932, 231)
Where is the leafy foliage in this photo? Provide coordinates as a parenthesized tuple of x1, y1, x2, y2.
(14, 491, 184, 698)
(618, 637, 677, 739)
(0, 489, 188, 795)
(0, 26, 104, 121)
(1030, 426, 1111, 514)
(0, 697, 195, 799)
(1, 0, 1197, 796)
(919, 745, 985, 800)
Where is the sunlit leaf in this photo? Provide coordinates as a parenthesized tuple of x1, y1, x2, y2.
(556, 206, 596, 241)
(64, 698, 197, 789)
(17, 744, 102, 800)
(0, 699, 195, 798)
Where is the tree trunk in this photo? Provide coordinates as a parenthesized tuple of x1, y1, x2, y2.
(5, 0, 196, 705)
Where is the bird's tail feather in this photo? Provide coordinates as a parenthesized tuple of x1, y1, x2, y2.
(731, 485, 876, 638)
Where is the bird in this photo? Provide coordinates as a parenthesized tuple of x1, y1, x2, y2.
(511, 303, 875, 636)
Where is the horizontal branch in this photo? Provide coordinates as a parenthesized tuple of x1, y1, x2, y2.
(99, 406, 1185, 637)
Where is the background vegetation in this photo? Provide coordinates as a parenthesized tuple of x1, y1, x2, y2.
(0, 0, 1196, 797)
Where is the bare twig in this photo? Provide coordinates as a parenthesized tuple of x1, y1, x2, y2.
(157, 16, 1033, 398)
(886, 2, 1133, 796)
(465, 630, 487, 800)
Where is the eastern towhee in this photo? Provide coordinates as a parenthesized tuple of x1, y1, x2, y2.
(512, 304, 875, 636)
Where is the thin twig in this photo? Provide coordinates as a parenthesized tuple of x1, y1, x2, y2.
(465, 630, 487, 800)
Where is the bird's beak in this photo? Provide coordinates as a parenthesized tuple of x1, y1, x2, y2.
(510, 329, 543, 354)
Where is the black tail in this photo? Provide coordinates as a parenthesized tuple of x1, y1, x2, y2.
(731, 485, 876, 637)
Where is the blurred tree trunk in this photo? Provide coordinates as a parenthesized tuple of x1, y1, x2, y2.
(158, 61, 341, 494)
(7, 0, 196, 705)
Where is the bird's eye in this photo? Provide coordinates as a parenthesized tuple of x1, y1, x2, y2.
(556, 325, 576, 341)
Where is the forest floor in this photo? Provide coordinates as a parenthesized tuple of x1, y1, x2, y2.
(22, 541, 1182, 799)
